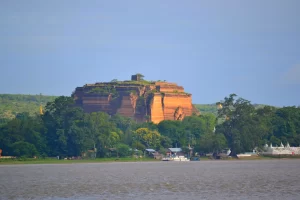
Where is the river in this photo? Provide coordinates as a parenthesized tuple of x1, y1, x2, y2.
(1, 160, 300, 200)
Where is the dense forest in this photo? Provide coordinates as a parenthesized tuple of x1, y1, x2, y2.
(0, 94, 299, 158)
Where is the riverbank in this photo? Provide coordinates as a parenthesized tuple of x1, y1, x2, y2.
(1, 155, 300, 165)
(238, 154, 300, 160)
(0, 157, 159, 165)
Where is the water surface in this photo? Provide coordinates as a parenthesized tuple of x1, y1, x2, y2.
(1, 160, 300, 200)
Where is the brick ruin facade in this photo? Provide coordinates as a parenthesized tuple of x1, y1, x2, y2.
(73, 75, 199, 123)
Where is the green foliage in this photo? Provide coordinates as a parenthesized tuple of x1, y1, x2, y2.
(145, 92, 154, 106)
(193, 103, 275, 116)
(11, 141, 38, 158)
(112, 80, 154, 85)
(158, 120, 186, 147)
(136, 96, 146, 114)
(115, 143, 131, 157)
(194, 104, 218, 115)
(135, 73, 144, 78)
(0, 94, 57, 120)
(43, 96, 85, 157)
(0, 112, 47, 157)
(269, 106, 300, 146)
(130, 90, 137, 95)
(110, 114, 134, 133)
(133, 128, 161, 149)
(87, 87, 107, 94)
(133, 141, 146, 151)
(87, 86, 117, 97)
(216, 94, 300, 156)
(216, 94, 257, 155)
(197, 133, 227, 153)
(1, 93, 299, 159)
(110, 95, 122, 110)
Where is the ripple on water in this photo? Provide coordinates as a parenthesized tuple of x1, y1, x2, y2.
(1, 160, 300, 200)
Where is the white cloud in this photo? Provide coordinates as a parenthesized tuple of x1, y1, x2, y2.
(282, 64, 300, 84)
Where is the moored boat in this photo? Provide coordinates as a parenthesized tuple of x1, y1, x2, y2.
(162, 155, 190, 161)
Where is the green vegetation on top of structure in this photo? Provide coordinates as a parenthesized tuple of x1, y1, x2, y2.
(86, 85, 118, 97)
(86, 80, 155, 87)
(172, 91, 191, 95)
(135, 96, 146, 114)
(117, 80, 155, 85)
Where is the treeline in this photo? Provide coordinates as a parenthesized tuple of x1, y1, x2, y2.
(216, 94, 300, 156)
(0, 94, 299, 158)
(0, 96, 219, 158)
(0, 94, 57, 120)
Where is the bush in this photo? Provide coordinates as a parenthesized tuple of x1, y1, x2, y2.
(11, 141, 38, 158)
(116, 143, 131, 157)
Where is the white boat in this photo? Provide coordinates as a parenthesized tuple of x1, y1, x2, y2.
(162, 156, 190, 161)
(173, 155, 190, 161)
(162, 157, 172, 161)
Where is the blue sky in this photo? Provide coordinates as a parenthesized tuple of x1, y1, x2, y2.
(0, 0, 299, 106)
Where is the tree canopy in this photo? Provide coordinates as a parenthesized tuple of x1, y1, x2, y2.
(0, 94, 299, 159)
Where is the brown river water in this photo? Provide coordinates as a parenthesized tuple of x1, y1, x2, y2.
(1, 160, 300, 200)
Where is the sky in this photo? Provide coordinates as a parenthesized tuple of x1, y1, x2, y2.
(0, 0, 299, 107)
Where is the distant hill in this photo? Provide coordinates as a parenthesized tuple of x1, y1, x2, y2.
(0, 94, 57, 120)
(194, 103, 276, 116)
(194, 104, 218, 115)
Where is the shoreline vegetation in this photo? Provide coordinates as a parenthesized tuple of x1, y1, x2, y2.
(1, 155, 300, 165)
(1, 93, 300, 161)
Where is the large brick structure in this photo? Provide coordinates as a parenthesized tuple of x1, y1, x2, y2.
(73, 75, 199, 123)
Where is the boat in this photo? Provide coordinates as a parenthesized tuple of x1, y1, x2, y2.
(162, 155, 190, 161)
(173, 155, 190, 161)
(190, 156, 200, 161)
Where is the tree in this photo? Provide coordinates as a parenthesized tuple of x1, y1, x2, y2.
(83, 112, 121, 157)
(182, 114, 216, 140)
(136, 73, 145, 80)
(1, 93, 300, 160)
(158, 120, 185, 147)
(0, 113, 47, 157)
(11, 141, 38, 158)
(115, 143, 131, 157)
(160, 135, 172, 148)
(197, 133, 227, 153)
(133, 128, 161, 149)
(270, 106, 300, 146)
(216, 94, 263, 157)
(133, 141, 146, 151)
(42, 96, 85, 157)
(110, 114, 134, 133)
